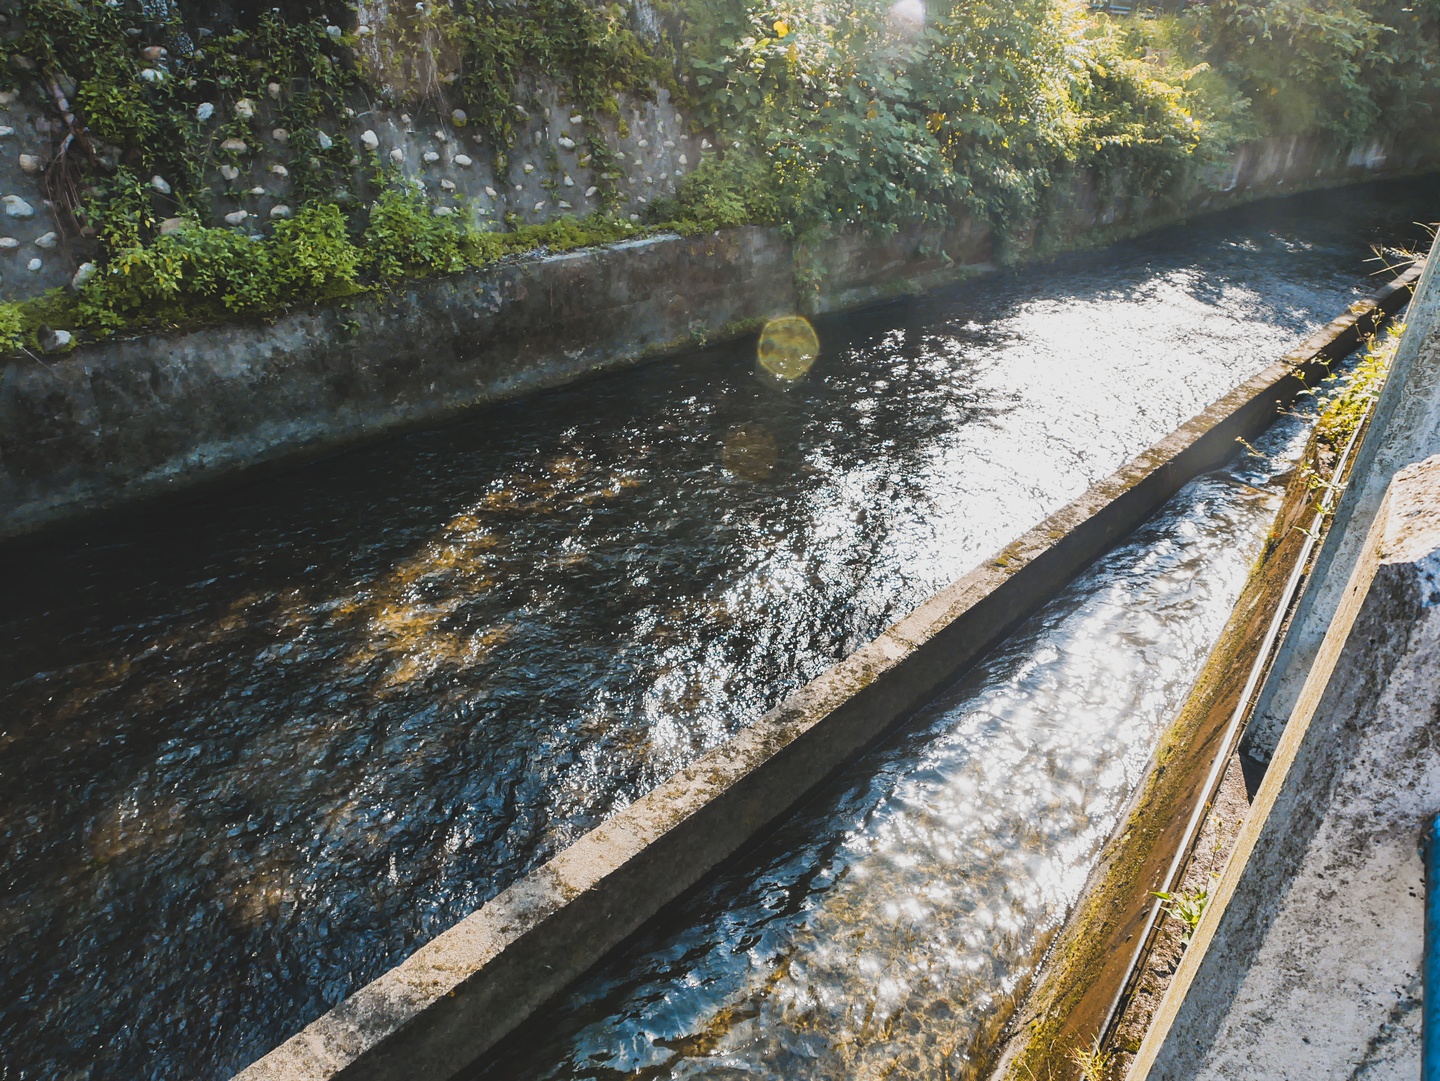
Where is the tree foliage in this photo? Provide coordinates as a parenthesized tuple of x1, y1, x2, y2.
(1, 0, 1438, 349)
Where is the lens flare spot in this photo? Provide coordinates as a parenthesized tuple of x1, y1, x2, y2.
(757, 315, 820, 380)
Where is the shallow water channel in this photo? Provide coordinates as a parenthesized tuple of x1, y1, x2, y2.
(1, 178, 1436, 1080)
(475, 407, 1309, 1081)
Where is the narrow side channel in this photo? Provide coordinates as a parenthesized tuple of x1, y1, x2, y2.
(989, 282, 1410, 1081)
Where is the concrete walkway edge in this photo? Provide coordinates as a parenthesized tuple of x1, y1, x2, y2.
(1135, 251, 1440, 1079)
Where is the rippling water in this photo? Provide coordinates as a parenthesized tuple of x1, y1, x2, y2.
(475, 414, 1309, 1081)
(0, 178, 1434, 1080)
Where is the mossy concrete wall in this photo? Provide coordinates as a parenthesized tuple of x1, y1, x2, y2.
(0, 226, 796, 540)
(1, 133, 1436, 543)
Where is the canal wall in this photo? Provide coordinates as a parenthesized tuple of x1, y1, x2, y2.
(1130, 224, 1440, 1081)
(228, 277, 1409, 1081)
(2, 134, 1437, 543)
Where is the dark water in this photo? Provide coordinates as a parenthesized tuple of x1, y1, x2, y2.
(0, 178, 1434, 1080)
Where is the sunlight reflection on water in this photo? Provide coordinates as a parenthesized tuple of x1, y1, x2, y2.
(0, 178, 1434, 1081)
(478, 413, 1312, 1081)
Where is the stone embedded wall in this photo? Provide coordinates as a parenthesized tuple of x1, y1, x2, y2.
(0, 87, 77, 297)
(0, 0, 713, 305)
(0, 76, 707, 304)
(347, 83, 701, 233)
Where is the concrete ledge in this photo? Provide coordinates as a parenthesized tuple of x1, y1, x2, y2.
(1134, 452, 1440, 1080)
(232, 272, 1416, 1081)
(1245, 248, 1440, 760)
(0, 227, 800, 542)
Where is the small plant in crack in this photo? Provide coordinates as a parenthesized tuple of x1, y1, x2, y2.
(1071, 1036, 1114, 1081)
(1154, 886, 1209, 943)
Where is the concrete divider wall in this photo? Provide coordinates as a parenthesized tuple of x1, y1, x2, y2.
(2, 133, 1436, 543)
(232, 275, 1413, 1081)
(1133, 245, 1440, 1080)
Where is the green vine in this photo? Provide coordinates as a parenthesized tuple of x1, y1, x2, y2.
(445, 0, 662, 196)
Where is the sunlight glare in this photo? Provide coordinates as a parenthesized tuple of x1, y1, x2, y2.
(889, 0, 925, 31)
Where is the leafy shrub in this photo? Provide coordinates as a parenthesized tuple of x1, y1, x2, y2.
(270, 205, 364, 298)
(1124, 14, 1259, 148)
(1364, 0, 1440, 133)
(1197, 0, 1386, 140)
(0, 303, 25, 353)
(363, 185, 482, 283)
(71, 208, 364, 332)
(667, 149, 787, 230)
(655, 0, 1231, 235)
(72, 224, 275, 331)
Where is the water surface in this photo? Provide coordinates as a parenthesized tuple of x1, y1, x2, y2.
(1, 178, 1434, 1079)
(476, 411, 1309, 1081)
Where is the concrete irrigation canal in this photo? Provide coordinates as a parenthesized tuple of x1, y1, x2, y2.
(1, 178, 1437, 1081)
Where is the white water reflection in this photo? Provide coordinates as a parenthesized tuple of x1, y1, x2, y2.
(491, 413, 1312, 1081)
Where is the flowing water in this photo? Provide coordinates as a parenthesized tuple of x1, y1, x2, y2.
(0, 178, 1435, 1080)
(474, 413, 1307, 1081)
